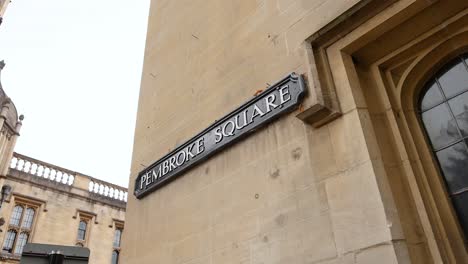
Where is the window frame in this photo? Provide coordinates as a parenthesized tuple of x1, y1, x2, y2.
(310, 2, 468, 261)
(77, 220, 88, 241)
(417, 53, 468, 242)
(13, 232, 29, 255)
(74, 210, 94, 247)
(111, 250, 119, 264)
(395, 46, 468, 261)
(2, 196, 40, 256)
(113, 228, 122, 248)
(111, 221, 124, 264)
(2, 230, 17, 254)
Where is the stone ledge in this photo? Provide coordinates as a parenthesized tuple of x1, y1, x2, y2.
(7, 169, 126, 210)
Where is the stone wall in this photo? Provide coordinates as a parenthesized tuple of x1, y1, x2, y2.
(122, 0, 468, 263)
(0, 154, 126, 264)
(123, 0, 406, 263)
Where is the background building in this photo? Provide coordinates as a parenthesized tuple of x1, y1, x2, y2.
(0, 61, 20, 179)
(123, 0, 468, 263)
(0, 62, 128, 264)
(0, 0, 10, 26)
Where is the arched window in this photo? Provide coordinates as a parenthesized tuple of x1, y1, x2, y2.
(2, 230, 17, 253)
(111, 250, 119, 264)
(111, 223, 123, 264)
(113, 228, 122, 248)
(2, 202, 38, 255)
(75, 213, 93, 246)
(9, 206, 23, 226)
(419, 54, 468, 239)
(77, 220, 87, 241)
(14, 232, 28, 254)
(21, 208, 35, 229)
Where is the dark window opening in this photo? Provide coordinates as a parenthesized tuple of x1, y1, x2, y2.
(113, 229, 122, 248)
(111, 250, 119, 264)
(2, 230, 16, 253)
(419, 53, 468, 239)
(77, 220, 87, 241)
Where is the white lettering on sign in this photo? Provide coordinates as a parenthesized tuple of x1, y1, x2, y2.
(135, 73, 305, 198)
(212, 85, 290, 144)
(140, 137, 205, 190)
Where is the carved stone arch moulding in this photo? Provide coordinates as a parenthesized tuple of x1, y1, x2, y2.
(298, 0, 468, 263)
(389, 27, 468, 264)
(360, 5, 468, 264)
(398, 29, 468, 111)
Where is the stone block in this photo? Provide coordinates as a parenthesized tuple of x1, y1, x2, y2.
(327, 109, 372, 172)
(301, 215, 337, 263)
(325, 160, 392, 253)
(211, 210, 259, 252)
(212, 242, 250, 264)
(305, 124, 339, 181)
(285, 0, 361, 52)
(171, 229, 212, 264)
(316, 254, 355, 264)
(355, 243, 401, 264)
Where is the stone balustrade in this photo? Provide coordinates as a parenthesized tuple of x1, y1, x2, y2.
(10, 153, 75, 185)
(9, 153, 127, 203)
(89, 180, 128, 202)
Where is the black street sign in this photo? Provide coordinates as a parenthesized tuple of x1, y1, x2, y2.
(134, 72, 306, 199)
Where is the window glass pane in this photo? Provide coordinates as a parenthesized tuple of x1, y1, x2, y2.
(14, 233, 28, 255)
(113, 229, 122, 248)
(2, 230, 16, 253)
(21, 208, 35, 229)
(79, 221, 87, 230)
(451, 192, 468, 239)
(436, 141, 468, 193)
(10, 206, 23, 226)
(112, 250, 119, 264)
(438, 60, 468, 98)
(448, 91, 468, 137)
(421, 82, 444, 111)
(422, 103, 461, 149)
(77, 229, 85, 241)
(77, 221, 87, 240)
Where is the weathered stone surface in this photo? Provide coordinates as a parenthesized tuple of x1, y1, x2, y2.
(121, 0, 451, 263)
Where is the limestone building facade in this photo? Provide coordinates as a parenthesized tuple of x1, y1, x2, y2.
(0, 62, 128, 264)
(123, 0, 468, 263)
(0, 154, 127, 264)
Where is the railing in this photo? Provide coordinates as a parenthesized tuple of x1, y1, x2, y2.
(10, 153, 75, 185)
(9, 153, 128, 202)
(89, 180, 128, 202)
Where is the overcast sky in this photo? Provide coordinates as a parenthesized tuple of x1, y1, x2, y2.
(0, 0, 150, 187)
